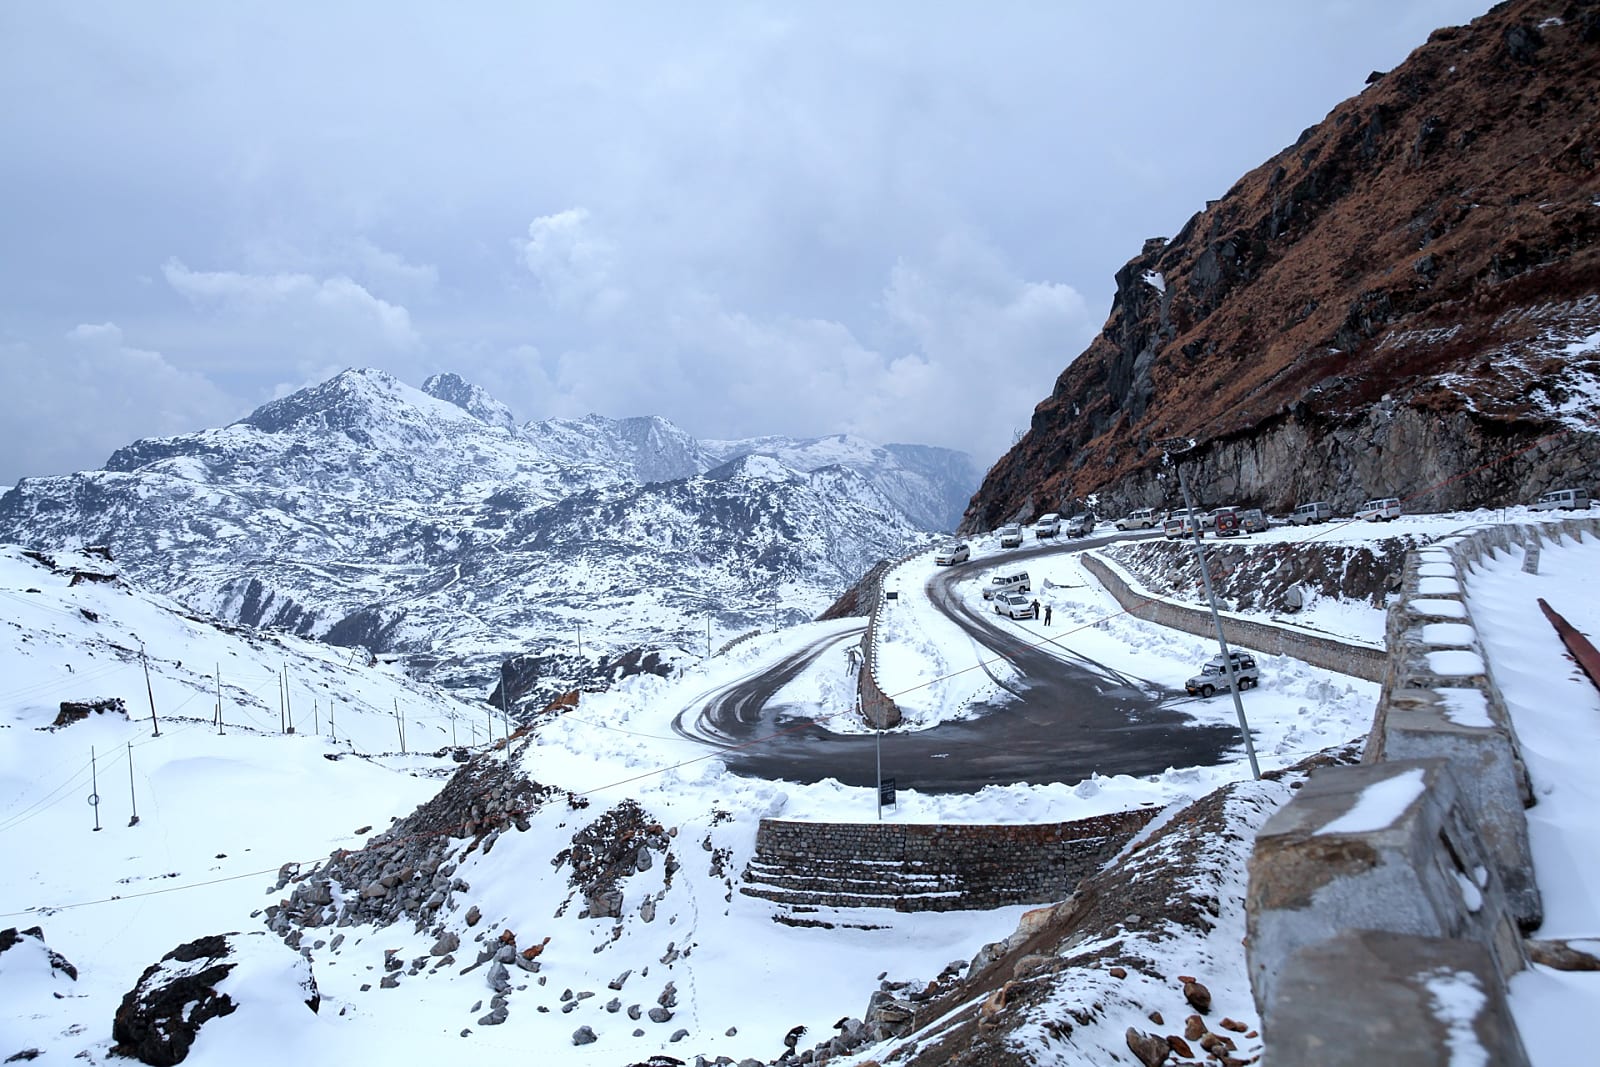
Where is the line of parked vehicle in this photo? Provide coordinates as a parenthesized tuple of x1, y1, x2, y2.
(1113, 486, 1591, 541)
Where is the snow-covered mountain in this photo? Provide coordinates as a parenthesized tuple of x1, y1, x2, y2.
(0, 368, 969, 704)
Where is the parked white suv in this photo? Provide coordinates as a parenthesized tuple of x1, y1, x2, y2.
(1116, 508, 1159, 531)
(1034, 513, 1061, 538)
(998, 523, 1024, 548)
(1289, 501, 1334, 525)
(981, 571, 1031, 600)
(1355, 498, 1402, 522)
(934, 542, 970, 565)
(1186, 651, 1259, 697)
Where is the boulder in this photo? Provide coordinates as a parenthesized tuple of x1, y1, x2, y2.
(112, 932, 318, 1065)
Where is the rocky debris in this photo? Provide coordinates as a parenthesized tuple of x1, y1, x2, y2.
(53, 696, 127, 727)
(267, 755, 557, 940)
(1104, 536, 1412, 613)
(572, 1026, 598, 1045)
(0, 926, 78, 983)
(1527, 938, 1600, 971)
(554, 799, 673, 920)
(112, 932, 318, 1065)
(965, 0, 1600, 531)
(1125, 1027, 1171, 1067)
(1181, 976, 1212, 1014)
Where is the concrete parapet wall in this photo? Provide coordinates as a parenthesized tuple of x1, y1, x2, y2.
(740, 809, 1157, 913)
(1247, 513, 1600, 1062)
(1080, 552, 1387, 682)
(1268, 930, 1530, 1066)
(1246, 759, 1526, 1019)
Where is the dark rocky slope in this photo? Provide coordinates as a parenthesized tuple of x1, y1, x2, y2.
(967, 0, 1600, 530)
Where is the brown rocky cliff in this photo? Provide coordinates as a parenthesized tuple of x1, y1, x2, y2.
(966, 0, 1600, 531)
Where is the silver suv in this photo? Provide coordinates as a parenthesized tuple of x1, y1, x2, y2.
(1185, 651, 1259, 697)
(998, 523, 1024, 548)
(934, 542, 970, 565)
(1116, 508, 1159, 531)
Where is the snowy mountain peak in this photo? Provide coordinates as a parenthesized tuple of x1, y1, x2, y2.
(237, 367, 476, 440)
(705, 452, 804, 485)
(422, 372, 517, 430)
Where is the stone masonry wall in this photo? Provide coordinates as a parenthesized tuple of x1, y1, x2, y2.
(1080, 551, 1387, 682)
(741, 809, 1158, 913)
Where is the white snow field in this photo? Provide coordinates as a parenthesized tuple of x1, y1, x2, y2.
(2, 509, 1598, 1064)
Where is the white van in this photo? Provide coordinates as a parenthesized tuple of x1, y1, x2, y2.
(1290, 501, 1334, 525)
(1355, 498, 1402, 521)
(1532, 488, 1591, 511)
(981, 571, 1031, 600)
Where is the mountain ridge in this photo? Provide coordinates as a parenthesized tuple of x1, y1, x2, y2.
(964, 0, 1600, 530)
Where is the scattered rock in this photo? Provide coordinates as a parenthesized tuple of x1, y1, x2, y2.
(1185, 1014, 1206, 1041)
(1108, 966, 1127, 979)
(1220, 1017, 1248, 1033)
(1182, 979, 1212, 1014)
(1167, 1034, 1195, 1058)
(1125, 1027, 1171, 1067)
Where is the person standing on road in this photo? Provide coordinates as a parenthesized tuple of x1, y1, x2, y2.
(1031, 598, 1041, 620)
(1044, 604, 1053, 626)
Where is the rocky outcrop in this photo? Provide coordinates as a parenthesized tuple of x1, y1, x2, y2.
(112, 932, 318, 1066)
(967, 0, 1600, 530)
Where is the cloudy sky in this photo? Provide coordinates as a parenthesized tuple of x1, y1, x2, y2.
(0, 1, 1492, 485)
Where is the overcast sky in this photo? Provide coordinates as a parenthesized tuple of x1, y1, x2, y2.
(0, 1, 1493, 485)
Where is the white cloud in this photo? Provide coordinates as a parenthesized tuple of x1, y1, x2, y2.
(518, 209, 625, 318)
(163, 259, 421, 352)
(0, 326, 239, 482)
(510, 228, 1093, 466)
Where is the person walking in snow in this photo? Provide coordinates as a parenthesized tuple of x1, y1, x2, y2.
(1044, 604, 1053, 626)
(1031, 598, 1041, 620)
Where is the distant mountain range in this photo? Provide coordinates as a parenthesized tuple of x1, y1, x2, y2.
(0, 368, 979, 705)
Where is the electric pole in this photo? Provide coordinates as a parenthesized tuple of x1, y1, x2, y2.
(1156, 438, 1260, 780)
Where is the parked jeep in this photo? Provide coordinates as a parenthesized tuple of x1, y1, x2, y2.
(1185, 651, 1259, 697)
(1034, 513, 1061, 538)
(1064, 512, 1095, 537)
(1115, 508, 1160, 531)
(998, 523, 1024, 548)
(1236, 508, 1269, 533)
(1289, 501, 1334, 525)
(1163, 509, 1202, 539)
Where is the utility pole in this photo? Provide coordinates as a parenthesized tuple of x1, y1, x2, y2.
(278, 670, 286, 733)
(576, 621, 583, 659)
(706, 613, 712, 659)
(284, 665, 294, 734)
(215, 665, 224, 735)
(127, 742, 140, 826)
(140, 644, 159, 737)
(89, 746, 102, 832)
(394, 697, 406, 754)
(1156, 438, 1260, 780)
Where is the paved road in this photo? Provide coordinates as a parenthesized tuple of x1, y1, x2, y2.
(675, 534, 1245, 794)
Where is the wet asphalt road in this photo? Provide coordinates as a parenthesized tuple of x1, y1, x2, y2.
(673, 534, 1245, 794)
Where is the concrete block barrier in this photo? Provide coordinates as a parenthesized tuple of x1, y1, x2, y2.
(1246, 759, 1525, 1019)
(1267, 929, 1529, 1066)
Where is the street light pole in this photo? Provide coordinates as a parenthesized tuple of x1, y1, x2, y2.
(1157, 438, 1261, 780)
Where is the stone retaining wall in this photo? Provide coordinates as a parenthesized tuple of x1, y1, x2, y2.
(1080, 552, 1387, 682)
(740, 809, 1158, 913)
(1245, 514, 1600, 1065)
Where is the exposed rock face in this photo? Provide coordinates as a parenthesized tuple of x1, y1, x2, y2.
(967, 0, 1600, 530)
(111, 932, 319, 1066)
